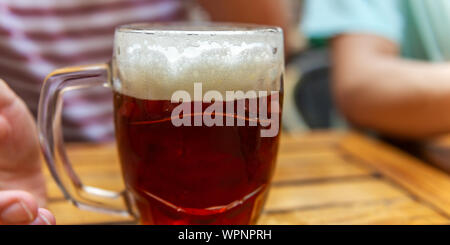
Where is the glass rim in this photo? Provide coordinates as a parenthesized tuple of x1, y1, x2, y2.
(116, 22, 283, 36)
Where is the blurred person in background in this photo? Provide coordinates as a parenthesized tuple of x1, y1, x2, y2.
(1, 0, 293, 142)
(302, 0, 450, 140)
(0, 0, 294, 224)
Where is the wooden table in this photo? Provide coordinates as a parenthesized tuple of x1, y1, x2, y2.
(45, 131, 450, 225)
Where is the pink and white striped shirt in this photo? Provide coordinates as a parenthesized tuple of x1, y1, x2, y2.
(0, 0, 187, 141)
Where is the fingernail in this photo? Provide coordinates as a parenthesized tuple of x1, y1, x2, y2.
(39, 213, 51, 225)
(30, 209, 55, 225)
(0, 201, 34, 224)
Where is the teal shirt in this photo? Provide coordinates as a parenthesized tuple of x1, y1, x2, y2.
(302, 0, 450, 61)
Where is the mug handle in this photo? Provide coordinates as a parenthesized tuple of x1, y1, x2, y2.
(38, 63, 136, 218)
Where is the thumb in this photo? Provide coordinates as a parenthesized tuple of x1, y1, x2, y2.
(0, 79, 14, 143)
(0, 79, 15, 110)
(0, 190, 38, 225)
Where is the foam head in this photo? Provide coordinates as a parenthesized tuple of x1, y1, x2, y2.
(112, 23, 284, 100)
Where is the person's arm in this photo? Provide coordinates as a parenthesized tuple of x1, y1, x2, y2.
(197, 0, 293, 55)
(332, 34, 450, 140)
(0, 79, 55, 225)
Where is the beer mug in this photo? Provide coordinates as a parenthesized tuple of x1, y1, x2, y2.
(38, 23, 284, 225)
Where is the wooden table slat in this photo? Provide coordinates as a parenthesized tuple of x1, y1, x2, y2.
(259, 198, 449, 225)
(43, 131, 450, 225)
(340, 133, 450, 218)
(273, 151, 374, 183)
(265, 178, 407, 212)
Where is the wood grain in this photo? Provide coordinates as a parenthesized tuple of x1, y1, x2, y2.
(279, 131, 343, 154)
(340, 132, 450, 217)
(43, 131, 450, 225)
(47, 201, 135, 225)
(265, 178, 406, 212)
(259, 198, 448, 225)
(273, 151, 374, 183)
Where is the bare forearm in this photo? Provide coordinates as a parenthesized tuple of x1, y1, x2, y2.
(332, 35, 450, 139)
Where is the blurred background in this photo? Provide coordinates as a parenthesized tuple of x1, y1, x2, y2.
(0, 0, 307, 142)
(2, 0, 450, 174)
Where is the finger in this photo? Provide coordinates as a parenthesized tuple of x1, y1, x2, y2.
(0, 114, 11, 142)
(0, 79, 15, 109)
(0, 79, 13, 141)
(29, 208, 55, 225)
(0, 79, 14, 142)
(0, 190, 38, 225)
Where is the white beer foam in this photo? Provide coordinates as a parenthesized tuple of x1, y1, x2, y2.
(113, 26, 284, 100)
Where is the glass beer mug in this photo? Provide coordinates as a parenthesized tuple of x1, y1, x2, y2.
(38, 23, 284, 225)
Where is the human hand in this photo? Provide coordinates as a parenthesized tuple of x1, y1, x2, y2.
(0, 79, 55, 225)
(0, 190, 55, 225)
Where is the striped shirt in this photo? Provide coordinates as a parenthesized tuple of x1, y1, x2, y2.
(0, 0, 187, 141)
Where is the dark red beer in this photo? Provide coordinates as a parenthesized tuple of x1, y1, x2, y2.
(114, 91, 282, 225)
